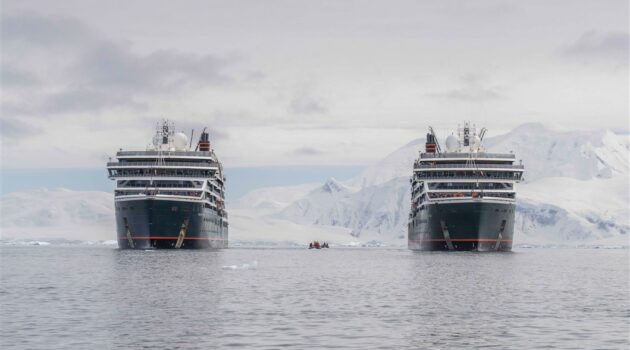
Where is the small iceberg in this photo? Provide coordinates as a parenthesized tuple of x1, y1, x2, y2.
(222, 261, 258, 270)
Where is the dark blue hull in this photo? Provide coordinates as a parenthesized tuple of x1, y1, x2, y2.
(115, 199, 228, 249)
(408, 201, 515, 251)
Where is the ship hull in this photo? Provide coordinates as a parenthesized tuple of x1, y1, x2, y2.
(408, 201, 515, 251)
(115, 198, 228, 249)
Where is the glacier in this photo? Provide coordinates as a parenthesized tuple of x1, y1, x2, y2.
(236, 123, 629, 246)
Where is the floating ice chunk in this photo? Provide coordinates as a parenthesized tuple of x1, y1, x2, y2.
(222, 261, 258, 270)
(0, 240, 53, 246)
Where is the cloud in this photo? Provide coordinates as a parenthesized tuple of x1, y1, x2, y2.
(564, 31, 629, 60)
(1, 12, 238, 115)
(0, 118, 43, 140)
(43, 88, 148, 113)
(288, 94, 327, 115)
(291, 147, 323, 156)
(432, 87, 504, 101)
(1, 12, 96, 48)
(1, 64, 39, 87)
(429, 74, 506, 101)
(209, 129, 230, 140)
(71, 42, 232, 92)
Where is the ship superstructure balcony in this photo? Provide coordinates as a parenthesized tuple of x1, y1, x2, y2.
(107, 161, 219, 169)
(419, 152, 515, 160)
(414, 163, 524, 170)
(414, 171, 523, 181)
(107, 151, 226, 207)
(411, 153, 523, 207)
(115, 150, 217, 160)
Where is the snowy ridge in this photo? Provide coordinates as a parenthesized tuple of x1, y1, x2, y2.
(232, 183, 319, 215)
(278, 177, 410, 239)
(1, 189, 115, 241)
(2, 124, 628, 246)
(484, 123, 628, 181)
(345, 138, 424, 189)
(272, 123, 629, 245)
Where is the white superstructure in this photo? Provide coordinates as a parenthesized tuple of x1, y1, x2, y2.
(106, 121, 227, 218)
(410, 122, 524, 215)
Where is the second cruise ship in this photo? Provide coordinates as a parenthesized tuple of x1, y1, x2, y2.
(107, 120, 228, 249)
(408, 122, 524, 251)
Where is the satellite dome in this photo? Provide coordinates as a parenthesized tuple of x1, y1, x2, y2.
(173, 132, 188, 151)
(445, 134, 458, 152)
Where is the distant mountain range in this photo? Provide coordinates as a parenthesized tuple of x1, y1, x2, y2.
(1, 189, 114, 241)
(235, 123, 629, 246)
(2, 123, 628, 246)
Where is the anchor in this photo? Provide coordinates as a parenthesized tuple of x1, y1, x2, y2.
(440, 220, 454, 250)
(123, 217, 135, 249)
(494, 220, 507, 251)
(175, 218, 189, 249)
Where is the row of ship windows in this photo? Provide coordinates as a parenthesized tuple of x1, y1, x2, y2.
(416, 192, 516, 202)
(118, 180, 205, 188)
(426, 182, 513, 190)
(116, 205, 198, 211)
(109, 169, 216, 177)
(116, 205, 227, 218)
(417, 160, 514, 165)
(117, 160, 215, 165)
(415, 171, 521, 179)
(115, 190, 202, 197)
(410, 207, 514, 219)
(412, 183, 513, 196)
(428, 192, 515, 199)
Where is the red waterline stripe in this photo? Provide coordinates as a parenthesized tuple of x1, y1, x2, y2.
(409, 239, 512, 243)
(118, 236, 225, 241)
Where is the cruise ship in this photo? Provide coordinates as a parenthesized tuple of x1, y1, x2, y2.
(408, 122, 524, 251)
(107, 121, 228, 249)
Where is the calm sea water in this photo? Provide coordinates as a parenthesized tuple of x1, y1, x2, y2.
(1, 246, 628, 349)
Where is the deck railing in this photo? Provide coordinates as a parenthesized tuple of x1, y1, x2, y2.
(108, 173, 213, 178)
(420, 152, 515, 159)
(107, 161, 219, 168)
(414, 163, 524, 169)
(414, 175, 522, 181)
(116, 150, 214, 157)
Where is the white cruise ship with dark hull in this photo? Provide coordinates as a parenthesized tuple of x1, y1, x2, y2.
(107, 121, 228, 249)
(408, 123, 524, 251)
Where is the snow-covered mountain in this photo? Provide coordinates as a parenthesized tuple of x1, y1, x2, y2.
(267, 123, 629, 245)
(1, 189, 115, 241)
(345, 138, 424, 189)
(3, 123, 628, 246)
(484, 123, 627, 182)
(277, 177, 410, 239)
(233, 183, 319, 216)
(0, 187, 366, 246)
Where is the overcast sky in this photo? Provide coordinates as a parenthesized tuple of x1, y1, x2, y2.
(1, 0, 628, 169)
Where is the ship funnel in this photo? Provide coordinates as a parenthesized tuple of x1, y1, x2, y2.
(425, 133, 437, 153)
(198, 130, 210, 151)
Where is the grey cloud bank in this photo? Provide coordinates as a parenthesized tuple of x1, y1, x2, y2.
(0, 0, 627, 169)
(564, 31, 629, 60)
